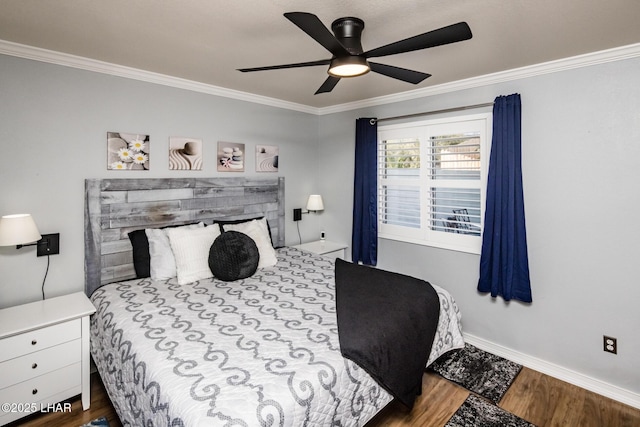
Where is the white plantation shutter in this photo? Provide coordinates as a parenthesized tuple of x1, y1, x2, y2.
(378, 114, 491, 254)
(428, 132, 482, 236)
(378, 138, 420, 229)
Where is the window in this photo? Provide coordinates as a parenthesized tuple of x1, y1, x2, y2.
(378, 113, 491, 254)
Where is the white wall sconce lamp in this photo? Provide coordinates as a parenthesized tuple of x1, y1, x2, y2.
(0, 214, 59, 255)
(0, 214, 41, 248)
(0, 213, 60, 299)
(293, 195, 324, 221)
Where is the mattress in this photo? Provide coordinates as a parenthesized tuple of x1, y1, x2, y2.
(90, 247, 464, 426)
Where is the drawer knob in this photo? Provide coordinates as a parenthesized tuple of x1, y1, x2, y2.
(32, 363, 38, 369)
(32, 388, 38, 395)
(31, 339, 37, 345)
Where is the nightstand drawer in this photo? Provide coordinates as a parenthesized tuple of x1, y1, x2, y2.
(0, 362, 80, 405)
(0, 319, 80, 363)
(0, 339, 81, 389)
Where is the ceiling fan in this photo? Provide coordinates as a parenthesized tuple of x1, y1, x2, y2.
(238, 12, 472, 95)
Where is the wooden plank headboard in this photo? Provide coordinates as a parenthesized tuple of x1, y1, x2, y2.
(84, 177, 285, 296)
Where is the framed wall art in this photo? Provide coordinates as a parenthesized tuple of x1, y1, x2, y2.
(256, 145, 279, 172)
(217, 142, 245, 172)
(107, 132, 149, 170)
(169, 137, 203, 170)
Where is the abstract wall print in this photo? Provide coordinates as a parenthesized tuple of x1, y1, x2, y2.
(256, 145, 279, 172)
(217, 142, 245, 172)
(107, 132, 149, 170)
(169, 137, 203, 170)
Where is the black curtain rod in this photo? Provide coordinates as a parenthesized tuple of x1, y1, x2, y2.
(372, 102, 494, 124)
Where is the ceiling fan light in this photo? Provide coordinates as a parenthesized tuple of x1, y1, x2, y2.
(328, 56, 370, 77)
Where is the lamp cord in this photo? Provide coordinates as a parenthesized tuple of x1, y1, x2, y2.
(296, 221, 302, 245)
(41, 254, 50, 300)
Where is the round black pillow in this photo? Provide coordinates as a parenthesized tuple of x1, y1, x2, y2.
(209, 231, 259, 281)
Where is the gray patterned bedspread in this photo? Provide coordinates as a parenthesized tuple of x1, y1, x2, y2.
(90, 247, 464, 426)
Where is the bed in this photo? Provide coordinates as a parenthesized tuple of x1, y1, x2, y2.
(85, 177, 464, 426)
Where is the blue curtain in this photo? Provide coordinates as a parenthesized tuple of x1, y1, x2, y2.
(478, 94, 532, 302)
(352, 118, 378, 266)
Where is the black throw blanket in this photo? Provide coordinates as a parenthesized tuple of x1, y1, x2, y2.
(335, 259, 440, 409)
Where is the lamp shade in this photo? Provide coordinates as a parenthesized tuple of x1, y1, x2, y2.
(0, 214, 42, 246)
(306, 195, 324, 212)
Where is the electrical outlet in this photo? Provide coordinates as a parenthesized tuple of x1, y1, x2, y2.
(37, 233, 60, 257)
(603, 335, 617, 354)
(293, 208, 302, 221)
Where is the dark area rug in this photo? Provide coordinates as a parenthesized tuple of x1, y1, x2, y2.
(429, 343, 522, 403)
(445, 394, 536, 427)
(80, 417, 109, 427)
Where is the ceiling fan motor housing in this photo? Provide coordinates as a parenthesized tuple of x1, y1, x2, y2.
(331, 17, 365, 55)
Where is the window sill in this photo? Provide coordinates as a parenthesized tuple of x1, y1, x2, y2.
(378, 234, 481, 255)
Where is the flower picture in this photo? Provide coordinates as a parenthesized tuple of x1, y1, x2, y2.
(107, 132, 150, 170)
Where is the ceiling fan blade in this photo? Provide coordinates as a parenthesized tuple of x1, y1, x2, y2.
(364, 22, 472, 58)
(315, 76, 341, 94)
(238, 59, 330, 73)
(369, 62, 431, 84)
(284, 12, 350, 57)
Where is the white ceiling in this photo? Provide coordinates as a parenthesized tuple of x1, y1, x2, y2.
(1, 0, 640, 109)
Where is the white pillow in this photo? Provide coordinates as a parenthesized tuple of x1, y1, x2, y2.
(223, 218, 277, 268)
(146, 223, 204, 280)
(166, 225, 221, 285)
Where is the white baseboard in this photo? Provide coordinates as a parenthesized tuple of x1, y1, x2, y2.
(463, 333, 640, 410)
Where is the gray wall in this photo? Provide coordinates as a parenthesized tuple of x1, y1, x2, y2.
(1, 51, 638, 400)
(317, 57, 640, 396)
(0, 54, 321, 307)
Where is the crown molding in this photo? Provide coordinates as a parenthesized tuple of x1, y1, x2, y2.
(2, 39, 640, 116)
(317, 42, 640, 115)
(0, 39, 318, 115)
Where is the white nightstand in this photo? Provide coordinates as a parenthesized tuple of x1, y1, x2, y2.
(0, 292, 96, 426)
(293, 240, 348, 259)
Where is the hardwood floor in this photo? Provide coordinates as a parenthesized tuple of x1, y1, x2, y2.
(13, 368, 640, 427)
(368, 368, 640, 427)
(7, 373, 121, 427)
